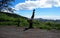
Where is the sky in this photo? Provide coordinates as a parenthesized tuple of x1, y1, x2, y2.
(11, 0, 60, 20)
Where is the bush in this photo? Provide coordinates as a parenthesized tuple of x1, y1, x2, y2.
(0, 22, 17, 25)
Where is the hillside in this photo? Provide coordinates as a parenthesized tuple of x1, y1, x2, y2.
(0, 12, 29, 27)
(0, 12, 60, 30)
(35, 18, 60, 22)
(0, 12, 28, 21)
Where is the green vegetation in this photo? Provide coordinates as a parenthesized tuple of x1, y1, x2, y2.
(33, 20, 60, 30)
(0, 12, 29, 27)
(0, 12, 60, 30)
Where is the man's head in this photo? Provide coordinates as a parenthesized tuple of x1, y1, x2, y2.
(33, 9, 35, 12)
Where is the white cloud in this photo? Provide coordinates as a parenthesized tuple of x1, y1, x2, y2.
(15, 0, 60, 10)
(1, 7, 15, 13)
(1, 9, 11, 13)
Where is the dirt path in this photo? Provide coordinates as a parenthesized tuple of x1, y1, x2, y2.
(0, 26, 60, 38)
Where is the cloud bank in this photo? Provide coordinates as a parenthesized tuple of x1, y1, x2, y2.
(15, 0, 60, 10)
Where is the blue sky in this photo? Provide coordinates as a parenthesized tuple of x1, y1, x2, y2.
(12, 0, 60, 20)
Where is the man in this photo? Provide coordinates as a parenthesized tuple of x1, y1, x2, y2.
(28, 9, 35, 28)
(23, 9, 35, 31)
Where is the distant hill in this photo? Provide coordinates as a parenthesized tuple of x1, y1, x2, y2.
(35, 18, 60, 22)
